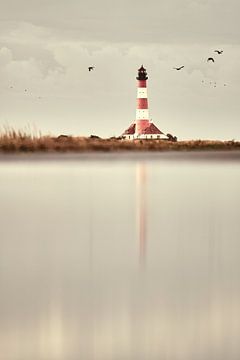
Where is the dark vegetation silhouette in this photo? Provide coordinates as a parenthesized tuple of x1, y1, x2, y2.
(0, 129, 239, 153)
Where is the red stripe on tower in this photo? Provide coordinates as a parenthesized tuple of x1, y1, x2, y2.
(137, 98, 148, 109)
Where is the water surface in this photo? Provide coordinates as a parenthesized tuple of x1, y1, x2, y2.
(0, 153, 240, 360)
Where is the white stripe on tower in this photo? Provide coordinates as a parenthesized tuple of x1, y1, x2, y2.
(137, 88, 148, 98)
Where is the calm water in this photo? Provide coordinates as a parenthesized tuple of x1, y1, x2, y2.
(0, 153, 240, 360)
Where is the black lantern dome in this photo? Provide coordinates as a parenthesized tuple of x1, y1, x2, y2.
(136, 65, 148, 80)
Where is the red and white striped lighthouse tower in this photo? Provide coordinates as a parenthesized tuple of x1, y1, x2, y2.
(135, 66, 150, 135)
(122, 65, 168, 140)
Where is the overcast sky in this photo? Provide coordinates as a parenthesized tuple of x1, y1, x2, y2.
(0, 0, 240, 139)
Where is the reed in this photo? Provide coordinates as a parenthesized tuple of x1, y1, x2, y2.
(0, 129, 239, 152)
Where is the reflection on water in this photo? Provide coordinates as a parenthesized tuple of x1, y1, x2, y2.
(137, 163, 147, 265)
(0, 155, 240, 360)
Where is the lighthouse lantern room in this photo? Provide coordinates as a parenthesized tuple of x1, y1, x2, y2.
(122, 65, 168, 140)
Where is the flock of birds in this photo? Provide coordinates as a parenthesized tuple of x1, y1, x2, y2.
(8, 49, 227, 95)
(9, 85, 42, 99)
(88, 49, 227, 88)
(9, 66, 96, 96)
(173, 49, 227, 87)
(173, 49, 224, 70)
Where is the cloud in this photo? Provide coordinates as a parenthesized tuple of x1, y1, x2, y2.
(0, 46, 12, 66)
(0, 0, 240, 44)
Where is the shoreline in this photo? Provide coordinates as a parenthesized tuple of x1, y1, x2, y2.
(0, 150, 239, 163)
(0, 136, 240, 154)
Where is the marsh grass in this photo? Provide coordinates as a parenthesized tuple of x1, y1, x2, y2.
(0, 128, 240, 153)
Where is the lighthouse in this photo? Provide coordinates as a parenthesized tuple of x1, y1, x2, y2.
(122, 65, 168, 140)
(135, 65, 150, 135)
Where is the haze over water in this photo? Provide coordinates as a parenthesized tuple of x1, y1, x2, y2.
(0, 153, 240, 360)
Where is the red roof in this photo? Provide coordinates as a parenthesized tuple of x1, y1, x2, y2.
(123, 123, 135, 135)
(123, 122, 164, 136)
(141, 123, 164, 134)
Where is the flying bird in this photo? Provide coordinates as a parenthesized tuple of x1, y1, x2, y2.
(207, 57, 215, 63)
(88, 66, 95, 71)
(173, 66, 184, 71)
(214, 50, 223, 54)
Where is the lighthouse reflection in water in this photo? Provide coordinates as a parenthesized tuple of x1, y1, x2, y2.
(0, 156, 240, 360)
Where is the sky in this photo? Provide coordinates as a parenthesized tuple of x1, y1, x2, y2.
(0, 0, 240, 140)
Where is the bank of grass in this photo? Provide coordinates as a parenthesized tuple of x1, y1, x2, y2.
(0, 129, 240, 153)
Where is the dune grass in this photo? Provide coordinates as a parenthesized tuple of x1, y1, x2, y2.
(0, 129, 240, 153)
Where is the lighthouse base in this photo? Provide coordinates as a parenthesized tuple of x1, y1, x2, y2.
(122, 122, 169, 140)
(123, 134, 169, 140)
